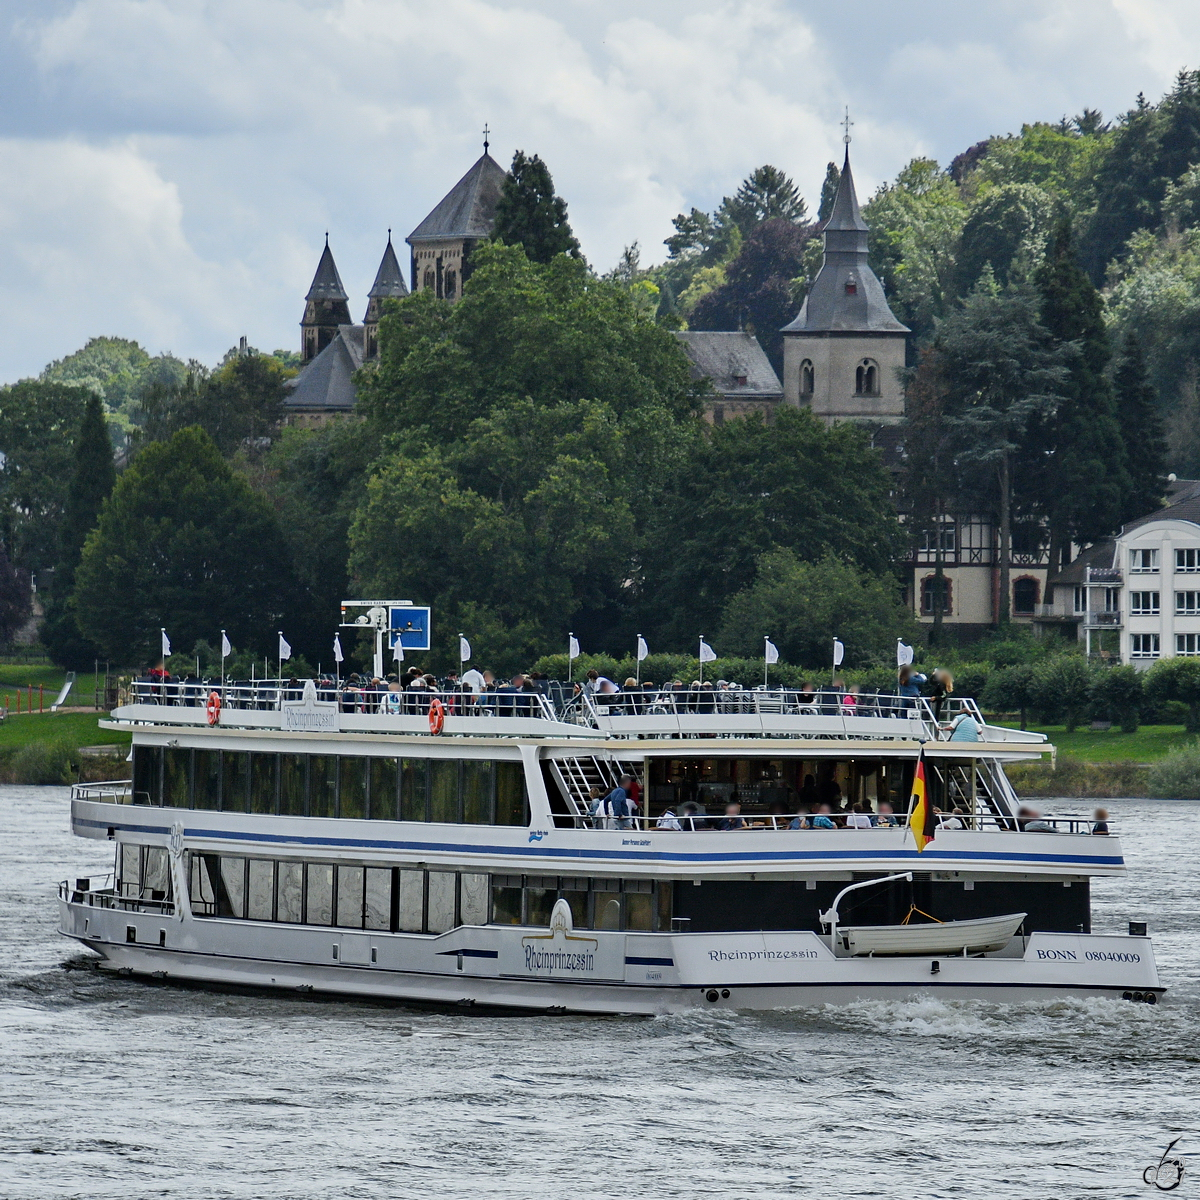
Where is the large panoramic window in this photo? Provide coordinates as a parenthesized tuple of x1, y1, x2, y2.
(132, 748, 528, 827)
(488, 874, 671, 932)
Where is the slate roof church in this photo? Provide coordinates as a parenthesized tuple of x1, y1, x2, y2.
(284, 141, 909, 432)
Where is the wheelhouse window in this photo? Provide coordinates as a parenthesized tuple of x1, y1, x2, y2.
(1131, 548, 1159, 573)
(1131, 633, 1160, 658)
(1177, 548, 1200, 572)
(1130, 591, 1160, 616)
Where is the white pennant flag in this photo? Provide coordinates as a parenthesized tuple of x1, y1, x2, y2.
(221, 632, 232, 658)
(278, 633, 292, 661)
(568, 634, 580, 660)
(393, 639, 404, 664)
(636, 635, 649, 662)
(459, 635, 471, 664)
(333, 634, 344, 664)
(161, 629, 171, 658)
(896, 639, 914, 666)
(832, 638, 845, 667)
(698, 639, 717, 664)
(764, 638, 780, 665)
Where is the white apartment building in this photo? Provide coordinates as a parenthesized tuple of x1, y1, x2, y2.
(1036, 479, 1200, 667)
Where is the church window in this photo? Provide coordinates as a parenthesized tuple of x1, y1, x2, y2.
(855, 359, 879, 396)
(445, 269, 457, 300)
(422, 268, 435, 291)
(799, 360, 814, 396)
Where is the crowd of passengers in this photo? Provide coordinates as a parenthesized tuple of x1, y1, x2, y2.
(588, 774, 1110, 836)
(138, 662, 980, 738)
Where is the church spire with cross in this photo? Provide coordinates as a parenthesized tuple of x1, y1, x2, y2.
(780, 116, 909, 424)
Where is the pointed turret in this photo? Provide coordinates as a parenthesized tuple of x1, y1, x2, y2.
(407, 149, 507, 301)
(363, 233, 409, 357)
(301, 236, 352, 362)
(781, 145, 908, 424)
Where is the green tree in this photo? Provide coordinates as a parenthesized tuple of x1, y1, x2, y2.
(1089, 663, 1143, 733)
(640, 407, 906, 642)
(981, 663, 1039, 729)
(1081, 70, 1200, 283)
(718, 549, 918, 669)
(971, 121, 1110, 211)
(817, 162, 841, 222)
(936, 277, 1067, 623)
(719, 165, 807, 234)
(1029, 653, 1094, 730)
(955, 182, 1056, 294)
(73, 427, 295, 665)
(1145, 656, 1200, 734)
(0, 381, 90, 571)
(1026, 218, 1131, 574)
(862, 158, 966, 340)
(492, 150, 580, 264)
(42, 395, 117, 668)
(1112, 332, 1167, 520)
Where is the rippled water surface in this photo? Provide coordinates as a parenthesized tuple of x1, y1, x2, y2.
(2, 787, 1199, 1199)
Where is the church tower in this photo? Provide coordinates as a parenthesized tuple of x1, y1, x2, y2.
(782, 146, 908, 423)
(363, 233, 409, 358)
(300, 236, 352, 363)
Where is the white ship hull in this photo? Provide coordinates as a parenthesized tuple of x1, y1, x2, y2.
(60, 897, 1162, 1013)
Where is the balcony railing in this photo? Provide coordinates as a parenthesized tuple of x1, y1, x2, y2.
(1084, 611, 1122, 628)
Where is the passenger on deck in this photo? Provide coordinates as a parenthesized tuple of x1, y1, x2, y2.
(928, 668, 954, 722)
(936, 807, 965, 830)
(797, 683, 817, 713)
(461, 667, 485, 695)
(874, 801, 898, 827)
(897, 665, 927, 714)
(592, 777, 633, 829)
(718, 802, 746, 831)
(846, 803, 872, 829)
(811, 805, 836, 829)
(1091, 807, 1110, 835)
(799, 774, 818, 811)
(788, 808, 811, 830)
(1017, 805, 1057, 832)
(656, 808, 682, 830)
(679, 800, 703, 831)
(943, 711, 981, 742)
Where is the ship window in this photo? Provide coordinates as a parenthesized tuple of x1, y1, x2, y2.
(336, 865, 364, 928)
(250, 753, 277, 816)
(426, 871, 457, 933)
(339, 756, 366, 821)
(220, 857, 246, 918)
(400, 758, 428, 822)
(276, 861, 303, 923)
(309, 756, 336, 818)
(490, 876, 523, 925)
(364, 867, 392, 931)
(163, 747, 191, 809)
(462, 760, 494, 824)
(142, 846, 170, 900)
(397, 869, 425, 931)
(119, 843, 141, 897)
(222, 751, 249, 813)
(369, 757, 399, 820)
(132, 745, 161, 807)
(596, 893, 622, 930)
(188, 854, 217, 915)
(305, 863, 334, 925)
(460, 872, 489, 925)
(496, 762, 528, 826)
(430, 759, 459, 823)
(198, 750, 222, 811)
(524, 877, 556, 926)
(279, 754, 306, 817)
(247, 860, 274, 921)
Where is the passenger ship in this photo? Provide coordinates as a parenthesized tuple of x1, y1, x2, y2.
(58, 668, 1162, 1012)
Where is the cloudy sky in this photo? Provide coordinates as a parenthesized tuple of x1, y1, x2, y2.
(1, 0, 1198, 382)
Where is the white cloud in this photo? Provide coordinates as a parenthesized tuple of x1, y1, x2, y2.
(0, 0, 1197, 379)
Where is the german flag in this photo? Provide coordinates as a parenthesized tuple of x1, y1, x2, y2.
(910, 753, 935, 852)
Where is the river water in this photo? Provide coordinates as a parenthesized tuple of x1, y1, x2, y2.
(1, 786, 1198, 1199)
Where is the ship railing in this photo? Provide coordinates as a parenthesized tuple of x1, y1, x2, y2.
(126, 680, 561, 722)
(72, 780, 133, 804)
(59, 874, 175, 915)
(568, 809, 1106, 834)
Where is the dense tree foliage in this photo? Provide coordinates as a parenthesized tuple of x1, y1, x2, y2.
(42, 395, 117, 667)
(73, 427, 294, 665)
(493, 150, 580, 264)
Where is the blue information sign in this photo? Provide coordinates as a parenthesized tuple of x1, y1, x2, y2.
(389, 606, 430, 651)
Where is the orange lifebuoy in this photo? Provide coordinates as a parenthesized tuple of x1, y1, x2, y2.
(428, 697, 445, 735)
(206, 691, 221, 726)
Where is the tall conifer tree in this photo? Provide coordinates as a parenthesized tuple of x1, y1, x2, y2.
(493, 151, 580, 264)
(1113, 332, 1167, 520)
(1028, 218, 1131, 575)
(42, 394, 117, 668)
